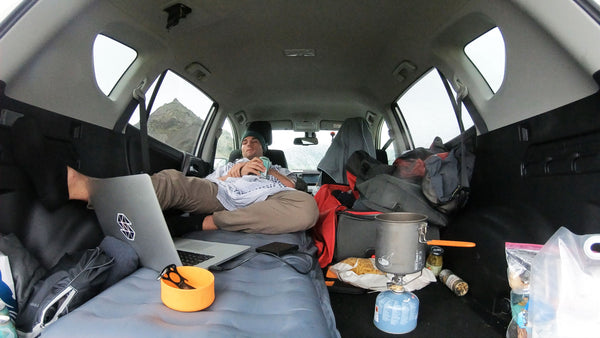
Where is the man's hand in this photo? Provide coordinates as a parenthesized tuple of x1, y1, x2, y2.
(224, 158, 265, 179)
(226, 162, 246, 178)
(222, 159, 294, 188)
(268, 168, 295, 188)
(241, 157, 266, 176)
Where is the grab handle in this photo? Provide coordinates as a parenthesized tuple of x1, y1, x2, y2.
(584, 236, 600, 260)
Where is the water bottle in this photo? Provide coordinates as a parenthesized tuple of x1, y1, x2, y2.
(0, 301, 16, 338)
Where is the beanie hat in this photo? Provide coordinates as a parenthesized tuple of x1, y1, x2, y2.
(241, 130, 267, 152)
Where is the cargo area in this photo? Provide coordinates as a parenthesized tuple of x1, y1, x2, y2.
(329, 90, 600, 336)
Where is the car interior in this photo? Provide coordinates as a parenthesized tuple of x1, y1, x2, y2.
(1, 0, 600, 337)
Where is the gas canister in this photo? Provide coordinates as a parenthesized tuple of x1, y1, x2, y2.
(373, 286, 419, 334)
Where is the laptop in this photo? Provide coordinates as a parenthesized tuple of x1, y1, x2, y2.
(89, 174, 251, 272)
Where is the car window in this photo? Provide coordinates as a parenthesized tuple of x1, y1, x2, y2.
(93, 34, 137, 96)
(464, 27, 506, 93)
(214, 117, 235, 168)
(577, 0, 600, 22)
(396, 68, 474, 148)
(128, 70, 214, 154)
(0, 0, 22, 23)
(378, 120, 396, 164)
(271, 130, 334, 171)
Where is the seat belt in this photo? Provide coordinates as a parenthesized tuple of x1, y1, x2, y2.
(133, 86, 151, 173)
(381, 137, 394, 151)
(454, 83, 470, 198)
(441, 74, 470, 205)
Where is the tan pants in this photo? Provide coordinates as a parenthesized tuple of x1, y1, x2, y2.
(151, 169, 318, 234)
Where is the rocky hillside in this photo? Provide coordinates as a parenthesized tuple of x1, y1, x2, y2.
(142, 99, 233, 156)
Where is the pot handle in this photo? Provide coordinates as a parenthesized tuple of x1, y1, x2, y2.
(426, 239, 476, 248)
(418, 223, 476, 247)
(418, 222, 428, 244)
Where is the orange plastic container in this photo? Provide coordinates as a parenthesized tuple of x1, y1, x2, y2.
(160, 266, 215, 312)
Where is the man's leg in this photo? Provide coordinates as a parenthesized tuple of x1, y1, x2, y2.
(150, 169, 224, 214)
(11, 117, 69, 210)
(212, 190, 319, 234)
(70, 167, 224, 230)
(67, 167, 223, 214)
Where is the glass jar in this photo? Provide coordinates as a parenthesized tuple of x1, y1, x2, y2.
(425, 246, 444, 277)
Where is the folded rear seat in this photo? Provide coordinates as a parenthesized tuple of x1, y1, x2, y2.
(44, 230, 340, 337)
(2, 119, 339, 337)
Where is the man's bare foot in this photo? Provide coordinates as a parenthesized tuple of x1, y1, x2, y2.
(201, 215, 218, 231)
(67, 166, 91, 201)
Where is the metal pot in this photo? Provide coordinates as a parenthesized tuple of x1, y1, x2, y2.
(374, 212, 428, 275)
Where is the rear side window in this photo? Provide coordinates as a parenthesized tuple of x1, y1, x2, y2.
(214, 117, 235, 168)
(93, 34, 137, 96)
(378, 121, 396, 164)
(128, 70, 214, 154)
(576, 0, 600, 23)
(396, 68, 473, 148)
(0, 1, 22, 23)
(464, 27, 506, 93)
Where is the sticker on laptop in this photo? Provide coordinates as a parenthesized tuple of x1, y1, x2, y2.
(116, 212, 135, 241)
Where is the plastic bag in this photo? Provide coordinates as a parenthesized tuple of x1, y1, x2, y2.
(505, 242, 542, 337)
(506, 242, 542, 292)
(529, 227, 600, 338)
(328, 257, 435, 292)
(0, 252, 18, 320)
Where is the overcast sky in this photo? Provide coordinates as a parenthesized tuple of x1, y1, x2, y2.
(0, 0, 21, 20)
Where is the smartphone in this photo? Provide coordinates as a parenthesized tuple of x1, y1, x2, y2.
(256, 242, 299, 256)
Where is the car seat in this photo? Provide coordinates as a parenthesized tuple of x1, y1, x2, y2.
(317, 117, 377, 185)
(228, 121, 308, 192)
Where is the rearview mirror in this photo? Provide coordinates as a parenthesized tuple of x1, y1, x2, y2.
(293, 137, 319, 145)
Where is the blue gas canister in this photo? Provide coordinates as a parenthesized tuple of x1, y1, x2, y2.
(373, 286, 419, 334)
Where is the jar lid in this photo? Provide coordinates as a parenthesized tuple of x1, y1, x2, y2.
(430, 246, 444, 255)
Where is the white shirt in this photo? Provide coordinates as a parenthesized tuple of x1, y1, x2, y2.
(206, 158, 296, 210)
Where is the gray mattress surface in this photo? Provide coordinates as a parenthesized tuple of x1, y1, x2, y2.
(44, 230, 340, 337)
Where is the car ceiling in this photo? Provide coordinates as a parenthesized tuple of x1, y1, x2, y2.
(107, 0, 475, 122)
(1, 0, 598, 132)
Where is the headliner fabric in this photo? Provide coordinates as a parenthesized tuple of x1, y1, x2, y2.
(317, 117, 376, 185)
(44, 230, 340, 338)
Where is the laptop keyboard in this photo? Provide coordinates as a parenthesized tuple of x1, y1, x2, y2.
(177, 250, 214, 266)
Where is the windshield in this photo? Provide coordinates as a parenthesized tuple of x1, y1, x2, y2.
(271, 130, 335, 171)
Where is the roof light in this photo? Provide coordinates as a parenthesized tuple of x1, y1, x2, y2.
(284, 49, 315, 57)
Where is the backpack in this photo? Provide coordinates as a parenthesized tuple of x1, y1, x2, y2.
(16, 247, 113, 336)
(355, 173, 449, 226)
(312, 183, 354, 268)
(312, 138, 474, 267)
(346, 135, 475, 219)
(312, 183, 381, 268)
(421, 145, 475, 213)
